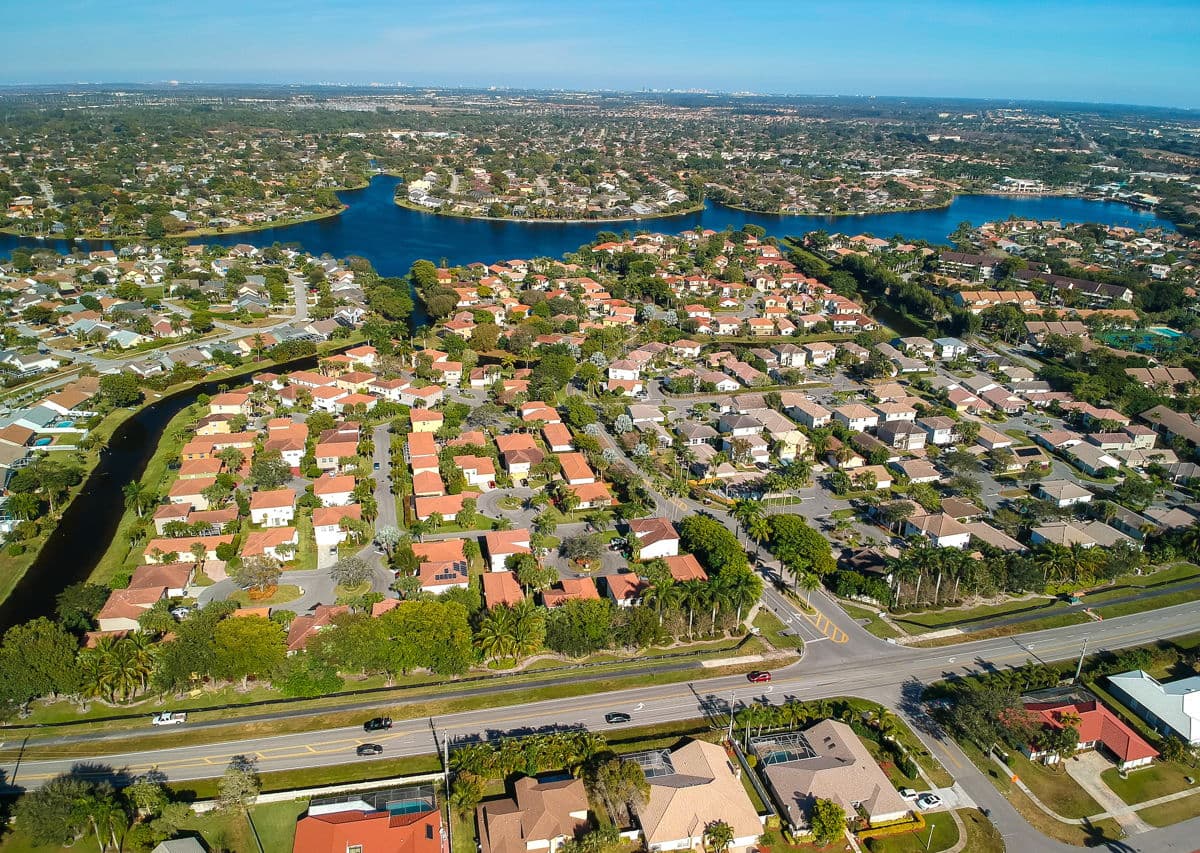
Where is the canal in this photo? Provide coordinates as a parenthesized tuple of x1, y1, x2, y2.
(0, 350, 341, 630)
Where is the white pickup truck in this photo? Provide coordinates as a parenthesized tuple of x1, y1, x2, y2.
(151, 711, 187, 726)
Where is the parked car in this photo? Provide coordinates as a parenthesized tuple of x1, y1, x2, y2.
(604, 712, 632, 724)
(356, 743, 384, 756)
(151, 712, 187, 726)
(373, 462, 380, 470)
(747, 671, 772, 683)
(363, 717, 392, 732)
(916, 793, 943, 810)
(170, 606, 191, 619)
(899, 788, 919, 801)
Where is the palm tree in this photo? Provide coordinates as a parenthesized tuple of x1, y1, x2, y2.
(511, 600, 544, 659)
(643, 572, 682, 626)
(798, 572, 820, 606)
(746, 514, 771, 555)
(409, 520, 430, 542)
(724, 569, 762, 626)
(704, 820, 735, 853)
(123, 481, 149, 518)
(730, 499, 763, 542)
(475, 607, 518, 663)
(680, 580, 706, 639)
(7, 492, 40, 521)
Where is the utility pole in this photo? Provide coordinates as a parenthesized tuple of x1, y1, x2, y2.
(727, 690, 736, 739)
(1074, 636, 1090, 682)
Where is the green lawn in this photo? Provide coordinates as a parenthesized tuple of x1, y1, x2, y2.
(838, 601, 902, 639)
(892, 594, 1056, 633)
(1006, 750, 1102, 819)
(1137, 794, 1200, 827)
(865, 816, 958, 853)
(753, 608, 803, 651)
(0, 800, 306, 853)
(957, 738, 1125, 846)
(230, 583, 303, 608)
(1100, 762, 1197, 805)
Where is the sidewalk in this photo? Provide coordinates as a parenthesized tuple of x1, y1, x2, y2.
(988, 750, 1200, 833)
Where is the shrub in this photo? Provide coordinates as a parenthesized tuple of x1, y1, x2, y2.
(6, 542, 25, 556)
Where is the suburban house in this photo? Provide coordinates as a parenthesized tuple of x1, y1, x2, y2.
(628, 517, 680, 559)
(312, 504, 361, 552)
(604, 573, 646, 607)
(1107, 670, 1200, 745)
(631, 739, 762, 853)
(242, 527, 298, 561)
(482, 571, 526, 610)
(903, 512, 971, 549)
(919, 416, 957, 446)
(1035, 480, 1094, 508)
(313, 474, 356, 507)
(559, 452, 596, 485)
(541, 577, 601, 608)
(833, 404, 878, 432)
(477, 776, 589, 853)
(249, 489, 296, 527)
(483, 529, 533, 573)
(1021, 686, 1158, 772)
(754, 719, 911, 830)
(292, 788, 441, 853)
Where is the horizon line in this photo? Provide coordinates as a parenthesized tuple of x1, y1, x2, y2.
(0, 80, 1194, 113)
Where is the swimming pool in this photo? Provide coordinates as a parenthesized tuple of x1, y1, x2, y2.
(385, 797, 434, 816)
(55, 420, 73, 428)
(34, 437, 53, 447)
(1147, 326, 1184, 339)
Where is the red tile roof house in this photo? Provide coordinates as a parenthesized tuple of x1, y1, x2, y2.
(454, 454, 497, 491)
(483, 571, 526, 609)
(542, 422, 575, 453)
(292, 799, 441, 853)
(604, 573, 646, 608)
(419, 559, 470, 593)
(313, 439, 358, 472)
(1022, 692, 1158, 771)
(97, 586, 167, 632)
(628, 517, 680, 559)
(313, 504, 362, 551)
(496, 433, 544, 479)
(287, 604, 350, 653)
(483, 529, 532, 572)
(168, 477, 217, 511)
(242, 527, 299, 561)
(558, 452, 596, 486)
(413, 491, 479, 522)
(541, 577, 601, 608)
(663, 553, 708, 582)
(143, 535, 234, 564)
(569, 481, 615, 509)
(313, 474, 357, 507)
(249, 488, 296, 527)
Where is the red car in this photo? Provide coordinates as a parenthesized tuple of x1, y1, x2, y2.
(747, 671, 772, 683)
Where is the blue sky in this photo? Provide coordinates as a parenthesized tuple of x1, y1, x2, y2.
(3, 0, 1198, 108)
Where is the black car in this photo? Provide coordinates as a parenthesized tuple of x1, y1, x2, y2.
(363, 716, 392, 732)
(604, 712, 632, 724)
(356, 743, 384, 756)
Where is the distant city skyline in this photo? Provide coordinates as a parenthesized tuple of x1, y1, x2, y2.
(3, 0, 1198, 110)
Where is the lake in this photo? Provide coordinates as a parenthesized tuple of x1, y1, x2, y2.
(0, 175, 1173, 281)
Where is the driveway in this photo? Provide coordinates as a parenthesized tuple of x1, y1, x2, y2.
(1064, 750, 1153, 835)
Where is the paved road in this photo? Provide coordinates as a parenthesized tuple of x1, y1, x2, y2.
(3, 600, 1194, 786)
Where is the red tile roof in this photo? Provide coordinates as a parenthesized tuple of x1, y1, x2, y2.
(1026, 700, 1159, 763)
(292, 807, 441, 853)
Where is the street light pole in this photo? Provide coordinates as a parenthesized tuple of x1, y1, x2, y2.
(727, 690, 736, 739)
(922, 821, 935, 851)
(1074, 636, 1090, 683)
